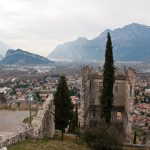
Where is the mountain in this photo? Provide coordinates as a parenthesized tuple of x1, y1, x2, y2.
(0, 54, 3, 60)
(0, 41, 11, 57)
(48, 23, 150, 61)
(1, 49, 53, 65)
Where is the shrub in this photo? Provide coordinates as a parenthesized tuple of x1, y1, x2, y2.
(84, 119, 123, 150)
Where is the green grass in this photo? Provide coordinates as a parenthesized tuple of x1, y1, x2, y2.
(7, 131, 148, 150)
(132, 126, 146, 143)
(0, 105, 36, 111)
(22, 117, 32, 124)
(23, 113, 36, 124)
(8, 133, 90, 150)
(8, 138, 147, 150)
(124, 148, 147, 150)
(0, 105, 16, 111)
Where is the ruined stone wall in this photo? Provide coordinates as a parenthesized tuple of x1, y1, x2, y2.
(123, 80, 132, 141)
(89, 79, 101, 105)
(80, 66, 92, 127)
(79, 86, 85, 127)
(80, 66, 136, 142)
(0, 94, 55, 148)
(31, 94, 55, 138)
(124, 68, 136, 142)
(146, 132, 150, 147)
(0, 129, 32, 148)
(113, 80, 126, 106)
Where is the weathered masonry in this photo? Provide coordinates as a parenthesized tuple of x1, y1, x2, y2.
(80, 66, 136, 142)
(31, 94, 55, 138)
(0, 95, 55, 148)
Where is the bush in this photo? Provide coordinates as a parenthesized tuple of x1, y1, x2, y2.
(84, 119, 123, 150)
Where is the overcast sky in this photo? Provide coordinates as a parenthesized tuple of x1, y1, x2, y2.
(0, 0, 149, 56)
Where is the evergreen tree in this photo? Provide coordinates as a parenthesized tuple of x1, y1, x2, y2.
(75, 104, 78, 128)
(54, 76, 73, 140)
(133, 131, 137, 144)
(101, 33, 115, 124)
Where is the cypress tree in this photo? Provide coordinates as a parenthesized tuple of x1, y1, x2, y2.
(100, 33, 115, 124)
(54, 75, 73, 140)
(133, 131, 137, 144)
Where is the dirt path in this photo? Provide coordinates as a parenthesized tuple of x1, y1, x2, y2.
(0, 110, 29, 140)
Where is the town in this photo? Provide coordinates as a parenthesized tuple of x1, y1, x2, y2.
(0, 62, 150, 147)
(0, 0, 150, 149)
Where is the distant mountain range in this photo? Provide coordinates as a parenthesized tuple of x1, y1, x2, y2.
(0, 49, 53, 65)
(0, 54, 3, 60)
(0, 41, 11, 57)
(48, 23, 150, 62)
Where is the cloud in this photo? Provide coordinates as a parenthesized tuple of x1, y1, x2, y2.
(0, 0, 149, 56)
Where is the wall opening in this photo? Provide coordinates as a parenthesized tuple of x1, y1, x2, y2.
(116, 112, 122, 121)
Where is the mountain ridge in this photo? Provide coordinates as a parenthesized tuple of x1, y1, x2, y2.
(1, 49, 53, 65)
(48, 23, 150, 62)
(0, 41, 11, 57)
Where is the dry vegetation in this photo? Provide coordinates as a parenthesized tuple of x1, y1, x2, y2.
(7, 131, 146, 150)
(8, 133, 90, 150)
(0, 104, 36, 111)
(8, 138, 146, 150)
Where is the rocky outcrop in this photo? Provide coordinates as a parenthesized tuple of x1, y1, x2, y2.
(31, 94, 55, 138)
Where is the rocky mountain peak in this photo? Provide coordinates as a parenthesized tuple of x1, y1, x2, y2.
(48, 23, 150, 62)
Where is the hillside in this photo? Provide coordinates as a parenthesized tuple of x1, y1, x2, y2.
(48, 23, 150, 62)
(0, 41, 11, 57)
(8, 135, 90, 150)
(1, 49, 53, 65)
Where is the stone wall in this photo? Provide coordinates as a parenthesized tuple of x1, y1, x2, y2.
(123, 143, 150, 149)
(0, 94, 55, 148)
(80, 66, 136, 142)
(146, 131, 150, 147)
(0, 129, 32, 148)
(31, 94, 55, 138)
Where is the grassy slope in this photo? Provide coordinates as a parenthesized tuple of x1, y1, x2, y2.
(8, 134, 90, 150)
(7, 131, 146, 150)
(8, 138, 146, 150)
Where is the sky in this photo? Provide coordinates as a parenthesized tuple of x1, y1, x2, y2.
(0, 0, 149, 57)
